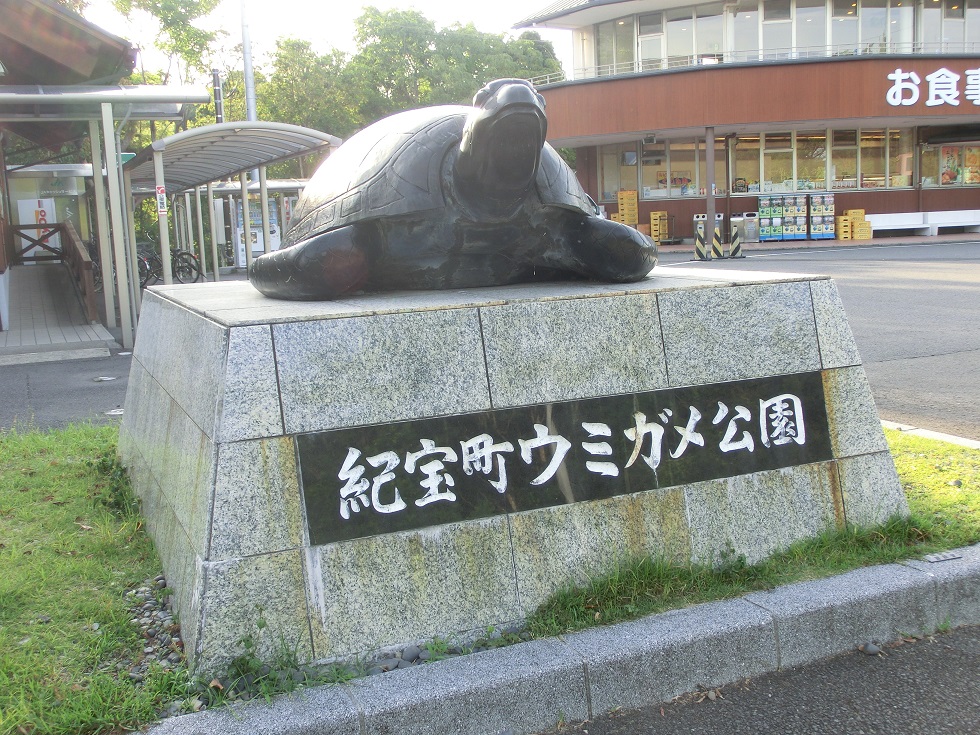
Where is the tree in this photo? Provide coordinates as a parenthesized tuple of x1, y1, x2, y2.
(335, 7, 566, 127)
(345, 7, 439, 122)
(52, 0, 89, 13)
(112, 0, 224, 82)
(261, 39, 360, 139)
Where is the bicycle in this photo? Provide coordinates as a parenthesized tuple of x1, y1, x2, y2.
(137, 243, 203, 287)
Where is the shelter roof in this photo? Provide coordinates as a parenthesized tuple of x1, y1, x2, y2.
(0, 0, 137, 148)
(125, 121, 343, 194)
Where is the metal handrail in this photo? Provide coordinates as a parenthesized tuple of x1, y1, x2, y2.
(529, 41, 980, 87)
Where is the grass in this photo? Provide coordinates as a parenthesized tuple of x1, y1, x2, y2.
(527, 428, 980, 637)
(0, 425, 977, 734)
(0, 425, 187, 735)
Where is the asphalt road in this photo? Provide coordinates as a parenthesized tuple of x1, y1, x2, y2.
(538, 624, 980, 735)
(660, 240, 980, 441)
(0, 352, 131, 431)
(2, 241, 977, 441)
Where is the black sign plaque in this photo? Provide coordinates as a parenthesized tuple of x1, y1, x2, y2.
(298, 372, 832, 545)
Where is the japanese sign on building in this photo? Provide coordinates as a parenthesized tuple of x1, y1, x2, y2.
(886, 67, 980, 107)
(298, 372, 833, 545)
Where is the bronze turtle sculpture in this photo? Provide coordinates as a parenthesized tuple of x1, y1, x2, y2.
(250, 78, 657, 300)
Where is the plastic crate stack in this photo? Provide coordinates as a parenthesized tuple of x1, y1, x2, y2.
(650, 211, 668, 243)
(617, 190, 639, 226)
(836, 209, 871, 241)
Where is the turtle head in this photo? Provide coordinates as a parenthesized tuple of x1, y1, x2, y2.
(453, 79, 547, 216)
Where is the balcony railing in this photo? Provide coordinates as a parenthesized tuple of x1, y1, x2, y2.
(528, 41, 980, 88)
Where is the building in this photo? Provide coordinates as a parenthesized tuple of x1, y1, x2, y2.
(517, 0, 980, 241)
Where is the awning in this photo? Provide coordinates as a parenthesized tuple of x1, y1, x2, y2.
(125, 121, 343, 194)
(0, 0, 137, 148)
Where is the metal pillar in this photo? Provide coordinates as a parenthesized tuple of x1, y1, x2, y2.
(705, 125, 716, 251)
(259, 166, 272, 254)
(194, 187, 207, 277)
(152, 150, 174, 285)
(100, 103, 135, 349)
(122, 169, 141, 314)
(183, 192, 194, 254)
(240, 172, 254, 272)
(87, 119, 116, 328)
(206, 182, 221, 281)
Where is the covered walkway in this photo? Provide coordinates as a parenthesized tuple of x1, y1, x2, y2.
(0, 263, 118, 365)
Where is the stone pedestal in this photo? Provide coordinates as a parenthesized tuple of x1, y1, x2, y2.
(119, 268, 906, 674)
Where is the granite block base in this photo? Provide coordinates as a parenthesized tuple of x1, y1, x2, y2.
(119, 268, 904, 674)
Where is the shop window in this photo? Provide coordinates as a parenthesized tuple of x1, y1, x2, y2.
(640, 141, 669, 199)
(616, 17, 636, 67)
(831, 130, 858, 188)
(666, 9, 695, 66)
(763, 132, 793, 191)
(734, 136, 761, 192)
(796, 0, 827, 54)
(764, 0, 792, 20)
(859, 130, 886, 188)
(861, 0, 887, 52)
(888, 129, 914, 186)
(639, 12, 664, 69)
(639, 12, 663, 34)
(596, 21, 616, 72)
(596, 17, 635, 74)
(733, 0, 761, 59)
(832, 0, 859, 52)
(796, 131, 828, 189)
(668, 140, 698, 196)
(696, 4, 725, 58)
(921, 0, 942, 51)
(944, 0, 967, 45)
(964, 145, 980, 183)
(762, 0, 792, 59)
(890, 1, 914, 51)
(599, 143, 639, 201)
(698, 138, 727, 195)
(968, 0, 980, 47)
(940, 146, 963, 185)
(920, 146, 940, 186)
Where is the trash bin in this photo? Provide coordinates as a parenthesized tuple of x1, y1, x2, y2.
(741, 212, 760, 242)
(730, 214, 745, 243)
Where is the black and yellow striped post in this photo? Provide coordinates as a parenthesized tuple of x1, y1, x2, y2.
(711, 222, 724, 259)
(694, 221, 709, 260)
(729, 222, 744, 258)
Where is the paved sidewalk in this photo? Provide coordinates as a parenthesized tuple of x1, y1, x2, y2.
(147, 543, 980, 735)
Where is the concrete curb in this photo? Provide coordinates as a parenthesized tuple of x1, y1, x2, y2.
(881, 420, 980, 450)
(0, 346, 112, 366)
(147, 543, 980, 735)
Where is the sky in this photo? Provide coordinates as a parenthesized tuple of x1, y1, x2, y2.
(84, 0, 573, 79)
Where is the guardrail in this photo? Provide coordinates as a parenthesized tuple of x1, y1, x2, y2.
(62, 222, 99, 324)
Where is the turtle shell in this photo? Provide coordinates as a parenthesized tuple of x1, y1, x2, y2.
(283, 104, 594, 248)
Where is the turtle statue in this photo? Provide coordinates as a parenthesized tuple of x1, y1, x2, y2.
(249, 78, 657, 300)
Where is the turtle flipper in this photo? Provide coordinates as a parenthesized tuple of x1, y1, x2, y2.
(563, 216, 658, 282)
(249, 225, 373, 300)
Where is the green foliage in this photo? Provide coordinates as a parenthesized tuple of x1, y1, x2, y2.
(86, 451, 139, 519)
(52, 0, 89, 13)
(0, 425, 178, 735)
(113, 0, 225, 79)
(526, 429, 980, 638)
